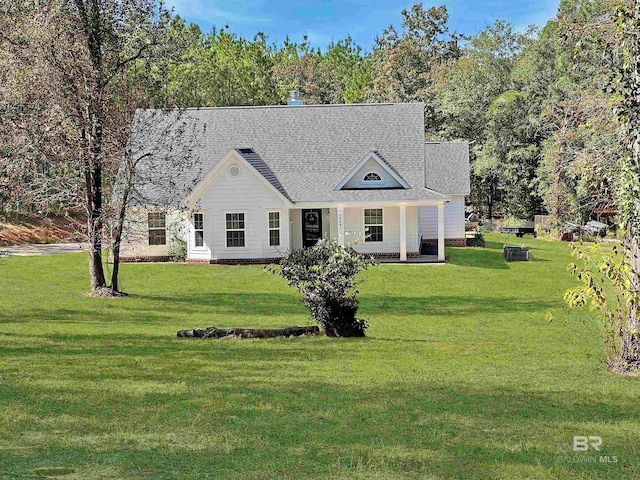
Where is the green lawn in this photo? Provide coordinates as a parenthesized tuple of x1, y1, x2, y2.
(1, 234, 638, 479)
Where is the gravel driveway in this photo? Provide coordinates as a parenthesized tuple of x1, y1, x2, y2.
(0, 243, 88, 256)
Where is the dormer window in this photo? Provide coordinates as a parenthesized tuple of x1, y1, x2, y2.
(363, 172, 382, 182)
(335, 151, 409, 191)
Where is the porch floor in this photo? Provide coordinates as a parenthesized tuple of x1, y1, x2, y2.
(378, 255, 447, 264)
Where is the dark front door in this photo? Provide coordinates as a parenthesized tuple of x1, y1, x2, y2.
(302, 209, 322, 247)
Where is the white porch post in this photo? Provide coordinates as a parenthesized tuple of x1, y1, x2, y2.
(399, 205, 407, 262)
(337, 206, 345, 246)
(437, 202, 445, 261)
(283, 208, 290, 252)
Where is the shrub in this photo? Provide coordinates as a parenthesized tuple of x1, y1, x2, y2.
(168, 236, 186, 262)
(273, 240, 377, 337)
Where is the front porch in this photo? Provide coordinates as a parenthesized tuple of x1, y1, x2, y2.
(289, 201, 447, 262)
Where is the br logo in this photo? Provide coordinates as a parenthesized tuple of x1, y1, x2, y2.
(573, 436, 602, 452)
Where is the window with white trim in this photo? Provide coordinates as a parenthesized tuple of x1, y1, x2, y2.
(364, 208, 383, 242)
(148, 212, 166, 245)
(363, 172, 382, 182)
(194, 213, 204, 247)
(226, 213, 245, 247)
(268, 212, 280, 247)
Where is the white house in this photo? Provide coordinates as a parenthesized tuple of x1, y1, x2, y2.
(120, 101, 470, 264)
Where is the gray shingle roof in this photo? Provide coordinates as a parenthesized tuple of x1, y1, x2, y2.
(129, 103, 469, 206)
(425, 142, 471, 195)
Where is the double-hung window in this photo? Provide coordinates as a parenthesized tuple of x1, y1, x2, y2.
(194, 213, 204, 247)
(364, 208, 383, 242)
(268, 212, 280, 247)
(226, 213, 245, 247)
(148, 212, 166, 245)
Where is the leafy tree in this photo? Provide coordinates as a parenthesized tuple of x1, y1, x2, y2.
(522, 0, 618, 227)
(479, 91, 542, 219)
(272, 36, 370, 104)
(437, 20, 536, 220)
(0, 0, 166, 293)
(367, 3, 460, 129)
(564, 0, 640, 373)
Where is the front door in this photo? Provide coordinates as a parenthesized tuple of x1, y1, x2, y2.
(302, 209, 322, 247)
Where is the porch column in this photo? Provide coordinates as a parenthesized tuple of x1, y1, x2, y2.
(283, 208, 290, 252)
(399, 205, 407, 262)
(337, 206, 345, 246)
(437, 202, 445, 261)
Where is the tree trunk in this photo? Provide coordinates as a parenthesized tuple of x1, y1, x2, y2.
(487, 190, 494, 231)
(87, 112, 106, 291)
(110, 160, 133, 293)
(110, 207, 123, 293)
(621, 232, 640, 365)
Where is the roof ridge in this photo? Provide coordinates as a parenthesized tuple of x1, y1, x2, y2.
(137, 102, 423, 113)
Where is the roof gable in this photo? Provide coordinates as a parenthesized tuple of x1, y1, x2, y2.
(236, 148, 292, 201)
(335, 151, 410, 190)
(183, 149, 292, 208)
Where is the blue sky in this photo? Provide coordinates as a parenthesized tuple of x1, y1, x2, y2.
(165, 1, 560, 51)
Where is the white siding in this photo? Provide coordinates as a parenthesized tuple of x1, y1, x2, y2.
(341, 206, 419, 254)
(328, 208, 338, 241)
(290, 209, 302, 250)
(418, 195, 465, 240)
(407, 206, 419, 252)
(321, 208, 331, 239)
(194, 158, 288, 260)
(342, 157, 403, 189)
(120, 208, 184, 258)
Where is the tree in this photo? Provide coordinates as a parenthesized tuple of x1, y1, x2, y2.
(367, 3, 460, 129)
(564, 0, 640, 373)
(521, 0, 619, 228)
(107, 106, 205, 292)
(436, 20, 536, 220)
(271, 36, 370, 105)
(479, 92, 542, 219)
(0, 0, 165, 293)
(609, 0, 640, 369)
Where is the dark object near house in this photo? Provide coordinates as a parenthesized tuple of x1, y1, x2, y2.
(466, 234, 485, 247)
(560, 232, 574, 242)
(177, 325, 320, 339)
(504, 245, 531, 262)
(421, 242, 437, 255)
(559, 223, 580, 241)
(501, 226, 537, 238)
(584, 220, 609, 237)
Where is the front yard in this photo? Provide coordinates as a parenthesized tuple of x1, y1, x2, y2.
(1, 234, 638, 479)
